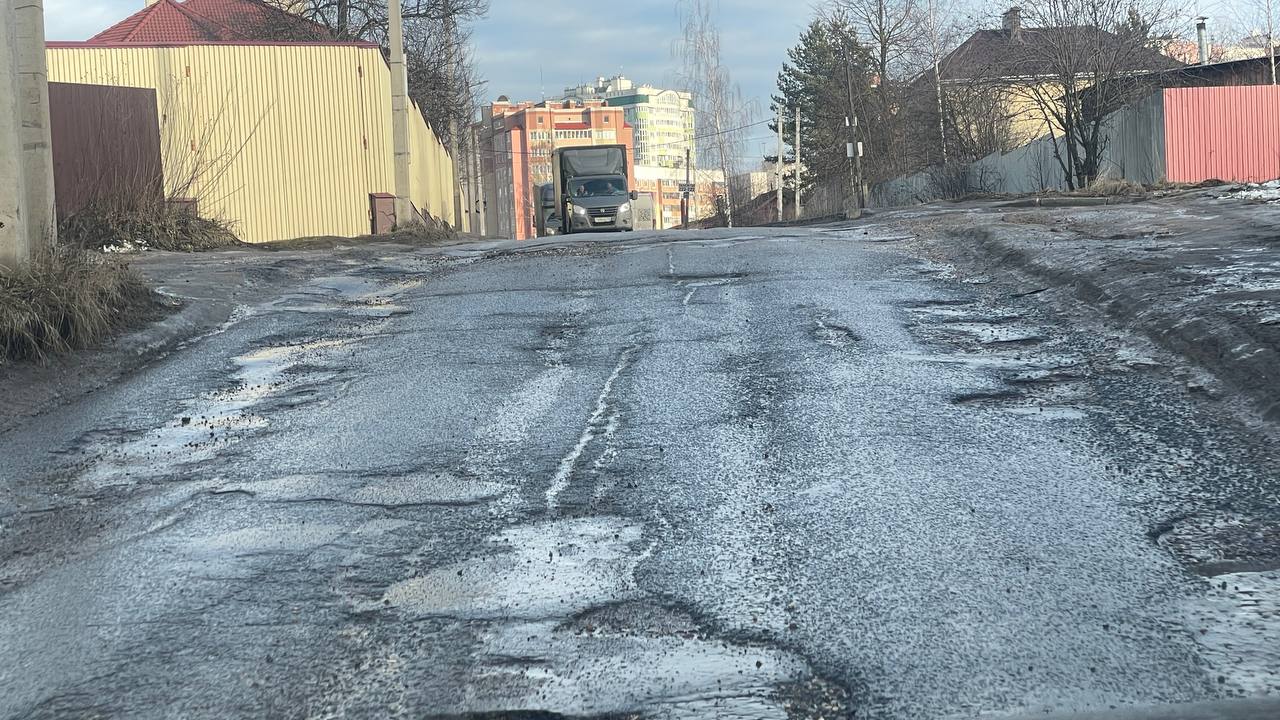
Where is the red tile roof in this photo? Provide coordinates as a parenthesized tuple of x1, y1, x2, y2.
(87, 0, 332, 45)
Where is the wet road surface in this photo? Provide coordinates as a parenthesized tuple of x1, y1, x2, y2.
(2, 226, 1278, 719)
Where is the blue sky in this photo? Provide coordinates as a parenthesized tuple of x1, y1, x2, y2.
(45, 0, 809, 122)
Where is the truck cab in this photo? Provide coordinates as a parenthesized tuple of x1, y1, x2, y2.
(563, 175, 634, 232)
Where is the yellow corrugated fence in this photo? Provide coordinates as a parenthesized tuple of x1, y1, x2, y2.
(46, 43, 464, 242)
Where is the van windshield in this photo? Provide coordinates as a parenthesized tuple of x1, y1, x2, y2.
(571, 178, 628, 198)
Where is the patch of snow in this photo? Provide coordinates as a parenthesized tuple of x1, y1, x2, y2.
(1217, 180, 1280, 204)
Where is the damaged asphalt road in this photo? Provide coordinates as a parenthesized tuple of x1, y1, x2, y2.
(2, 223, 1279, 719)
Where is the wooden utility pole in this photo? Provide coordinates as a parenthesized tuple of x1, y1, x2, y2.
(775, 106, 783, 223)
(794, 108, 801, 220)
(388, 0, 414, 227)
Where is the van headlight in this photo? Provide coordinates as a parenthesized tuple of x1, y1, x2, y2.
(617, 202, 630, 214)
(572, 204, 587, 216)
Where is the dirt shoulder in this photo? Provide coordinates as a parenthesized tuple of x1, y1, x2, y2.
(874, 191, 1280, 424)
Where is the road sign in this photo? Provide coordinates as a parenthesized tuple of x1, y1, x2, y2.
(678, 183, 695, 193)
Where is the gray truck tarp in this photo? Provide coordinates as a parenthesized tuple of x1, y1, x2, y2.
(558, 147, 626, 181)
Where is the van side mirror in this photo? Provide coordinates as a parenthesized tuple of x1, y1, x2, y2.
(630, 191, 638, 201)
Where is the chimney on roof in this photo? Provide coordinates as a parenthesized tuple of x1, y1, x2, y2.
(1002, 6, 1022, 36)
(1195, 17, 1209, 65)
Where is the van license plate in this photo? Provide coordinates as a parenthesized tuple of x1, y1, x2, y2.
(593, 217, 612, 224)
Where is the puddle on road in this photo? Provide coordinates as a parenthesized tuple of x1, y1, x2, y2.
(273, 274, 422, 317)
(76, 338, 355, 488)
(73, 273, 423, 490)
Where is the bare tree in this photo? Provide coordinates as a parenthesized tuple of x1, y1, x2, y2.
(675, 0, 756, 227)
(827, 0, 926, 180)
(1224, 0, 1278, 83)
(267, 0, 487, 145)
(1007, 0, 1180, 189)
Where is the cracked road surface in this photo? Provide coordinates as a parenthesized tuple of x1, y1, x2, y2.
(2, 226, 1279, 719)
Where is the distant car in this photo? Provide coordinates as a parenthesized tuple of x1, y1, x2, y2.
(535, 184, 562, 237)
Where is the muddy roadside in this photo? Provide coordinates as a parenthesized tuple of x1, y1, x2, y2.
(862, 191, 1280, 427)
(0, 235, 491, 436)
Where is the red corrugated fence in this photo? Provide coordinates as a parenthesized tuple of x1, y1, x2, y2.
(1163, 86, 1280, 183)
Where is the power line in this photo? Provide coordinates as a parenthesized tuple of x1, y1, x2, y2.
(479, 117, 774, 158)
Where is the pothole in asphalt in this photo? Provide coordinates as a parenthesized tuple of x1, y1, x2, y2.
(813, 316, 861, 349)
(935, 321, 1047, 347)
(74, 338, 356, 489)
(215, 472, 510, 509)
(360, 514, 848, 719)
(669, 272, 747, 283)
(368, 516, 645, 620)
(562, 600, 706, 640)
(1150, 512, 1280, 577)
(1183, 570, 1280, 694)
(904, 298, 976, 308)
(899, 351, 1082, 372)
(952, 390, 1023, 406)
(950, 372, 1095, 420)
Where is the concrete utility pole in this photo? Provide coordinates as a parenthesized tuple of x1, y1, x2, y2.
(472, 129, 487, 236)
(2, 0, 56, 271)
(682, 147, 690, 229)
(794, 108, 801, 221)
(775, 106, 783, 223)
(388, 0, 414, 227)
(1, 11, 29, 272)
(444, 1, 464, 230)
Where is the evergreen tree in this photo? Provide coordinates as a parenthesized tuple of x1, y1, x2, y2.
(772, 14, 874, 196)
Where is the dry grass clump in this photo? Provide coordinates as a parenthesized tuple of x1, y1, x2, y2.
(1083, 178, 1147, 196)
(60, 201, 240, 252)
(1, 246, 164, 363)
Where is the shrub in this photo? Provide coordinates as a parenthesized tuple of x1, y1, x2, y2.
(1, 246, 164, 363)
(60, 201, 239, 252)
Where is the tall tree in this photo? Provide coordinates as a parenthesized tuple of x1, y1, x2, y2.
(773, 14, 874, 197)
(675, 0, 756, 227)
